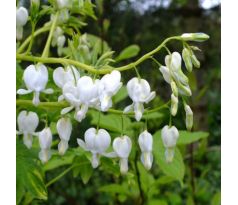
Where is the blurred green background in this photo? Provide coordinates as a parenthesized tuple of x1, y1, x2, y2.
(18, 0, 221, 204)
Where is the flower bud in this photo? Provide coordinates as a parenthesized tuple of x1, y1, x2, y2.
(191, 53, 200, 68)
(138, 130, 153, 170)
(181, 33, 210, 42)
(171, 94, 178, 116)
(159, 66, 171, 84)
(16, 7, 28, 27)
(170, 81, 178, 97)
(171, 52, 182, 72)
(182, 48, 193, 72)
(113, 136, 132, 174)
(184, 104, 193, 131)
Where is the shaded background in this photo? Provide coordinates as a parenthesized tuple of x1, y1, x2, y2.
(19, 0, 221, 204)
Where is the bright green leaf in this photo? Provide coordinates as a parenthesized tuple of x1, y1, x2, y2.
(177, 131, 209, 145)
(115, 45, 140, 62)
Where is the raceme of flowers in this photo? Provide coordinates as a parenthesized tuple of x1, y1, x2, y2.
(16, 51, 195, 174)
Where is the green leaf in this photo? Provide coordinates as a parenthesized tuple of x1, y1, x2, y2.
(153, 130, 185, 184)
(16, 140, 47, 204)
(177, 131, 209, 145)
(112, 85, 128, 103)
(211, 191, 221, 205)
(99, 184, 128, 195)
(148, 199, 168, 205)
(115, 45, 140, 62)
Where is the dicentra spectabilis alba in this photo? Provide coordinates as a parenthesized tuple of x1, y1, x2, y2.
(124, 78, 155, 121)
(16, 7, 28, 40)
(38, 128, 52, 163)
(138, 130, 153, 170)
(53, 65, 80, 101)
(184, 104, 193, 131)
(113, 135, 132, 174)
(98, 70, 122, 111)
(17, 110, 39, 149)
(161, 125, 179, 163)
(77, 128, 111, 168)
(17, 64, 53, 106)
(62, 76, 99, 122)
(57, 118, 72, 155)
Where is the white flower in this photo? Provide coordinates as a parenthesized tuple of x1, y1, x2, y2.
(161, 125, 179, 163)
(57, 0, 70, 9)
(53, 65, 80, 101)
(17, 64, 53, 106)
(184, 104, 193, 131)
(38, 128, 52, 163)
(17, 110, 39, 149)
(16, 7, 28, 40)
(171, 93, 178, 116)
(138, 130, 153, 170)
(98, 70, 122, 111)
(113, 135, 132, 174)
(62, 76, 99, 122)
(124, 77, 155, 121)
(57, 118, 72, 155)
(52, 27, 65, 48)
(77, 128, 111, 168)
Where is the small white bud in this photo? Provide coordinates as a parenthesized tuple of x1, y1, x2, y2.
(182, 48, 193, 72)
(171, 94, 178, 116)
(181, 33, 210, 42)
(184, 105, 193, 131)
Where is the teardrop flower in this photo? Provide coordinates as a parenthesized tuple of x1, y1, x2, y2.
(124, 77, 155, 121)
(38, 127, 52, 163)
(53, 65, 80, 101)
(16, 7, 28, 40)
(161, 125, 179, 163)
(57, 117, 72, 155)
(138, 130, 153, 170)
(77, 128, 111, 168)
(62, 76, 99, 122)
(17, 110, 39, 149)
(98, 70, 122, 111)
(113, 135, 132, 174)
(17, 64, 53, 106)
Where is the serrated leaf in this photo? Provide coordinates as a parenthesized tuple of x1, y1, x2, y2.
(16, 140, 47, 204)
(153, 131, 185, 184)
(177, 131, 209, 145)
(115, 45, 140, 62)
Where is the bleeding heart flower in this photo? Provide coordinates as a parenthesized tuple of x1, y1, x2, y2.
(17, 64, 53, 106)
(98, 70, 122, 111)
(113, 135, 132, 174)
(161, 125, 179, 163)
(16, 7, 28, 40)
(124, 77, 155, 121)
(57, 117, 72, 155)
(77, 128, 111, 168)
(138, 130, 153, 170)
(38, 128, 52, 163)
(17, 110, 39, 149)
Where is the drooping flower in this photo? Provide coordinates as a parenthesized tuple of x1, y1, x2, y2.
(98, 70, 122, 111)
(17, 64, 53, 106)
(62, 76, 99, 122)
(57, 117, 72, 155)
(17, 110, 39, 149)
(53, 65, 80, 101)
(124, 78, 155, 121)
(161, 125, 179, 163)
(184, 104, 193, 131)
(113, 135, 132, 174)
(138, 130, 153, 170)
(16, 7, 28, 40)
(77, 128, 111, 168)
(38, 128, 52, 163)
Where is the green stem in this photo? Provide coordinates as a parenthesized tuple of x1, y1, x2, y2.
(16, 99, 170, 116)
(41, 12, 59, 58)
(16, 36, 182, 74)
(17, 25, 51, 54)
(25, 22, 36, 54)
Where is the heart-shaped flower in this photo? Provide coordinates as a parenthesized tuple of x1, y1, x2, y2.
(62, 76, 99, 122)
(16, 7, 28, 40)
(77, 128, 111, 168)
(17, 64, 53, 106)
(98, 70, 122, 111)
(17, 110, 39, 149)
(161, 125, 179, 163)
(38, 128, 52, 163)
(138, 130, 153, 170)
(113, 135, 132, 174)
(124, 77, 155, 121)
(57, 117, 72, 155)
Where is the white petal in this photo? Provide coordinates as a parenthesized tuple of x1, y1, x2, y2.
(171, 52, 182, 71)
(58, 139, 69, 155)
(53, 67, 75, 88)
(113, 135, 132, 158)
(39, 149, 51, 163)
(144, 91, 156, 104)
(77, 138, 87, 150)
(119, 158, 129, 174)
(56, 117, 72, 141)
(23, 133, 33, 149)
(84, 127, 97, 151)
(58, 95, 64, 102)
(16, 7, 28, 27)
(165, 148, 175, 163)
(159, 66, 171, 84)
(161, 125, 179, 148)
(38, 128, 52, 149)
(141, 152, 153, 170)
(42, 88, 54, 94)
(102, 152, 118, 158)
(123, 104, 133, 113)
(61, 106, 74, 115)
(138, 130, 153, 152)
(95, 129, 111, 153)
(17, 89, 32, 95)
(91, 153, 100, 168)
(75, 104, 88, 122)
(32, 91, 40, 106)
(134, 102, 144, 121)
